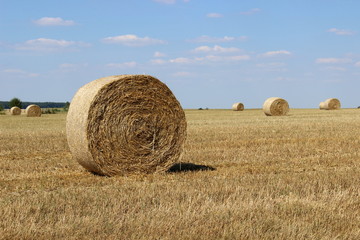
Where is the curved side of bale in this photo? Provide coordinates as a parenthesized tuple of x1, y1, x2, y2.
(10, 106, 21, 115)
(232, 102, 244, 111)
(263, 97, 289, 116)
(324, 98, 341, 110)
(319, 102, 326, 110)
(26, 104, 41, 117)
(66, 75, 187, 176)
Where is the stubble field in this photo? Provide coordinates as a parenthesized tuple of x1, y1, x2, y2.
(0, 109, 359, 239)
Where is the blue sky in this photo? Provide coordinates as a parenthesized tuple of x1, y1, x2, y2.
(1, 0, 360, 108)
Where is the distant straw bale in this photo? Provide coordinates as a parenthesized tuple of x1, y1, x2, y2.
(322, 98, 341, 110)
(232, 102, 244, 111)
(263, 97, 289, 116)
(66, 75, 187, 176)
(10, 106, 21, 115)
(26, 105, 41, 117)
(319, 102, 326, 110)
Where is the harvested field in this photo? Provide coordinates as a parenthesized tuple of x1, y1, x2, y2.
(0, 109, 360, 239)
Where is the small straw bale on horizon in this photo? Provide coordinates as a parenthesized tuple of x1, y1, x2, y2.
(26, 104, 41, 117)
(263, 97, 289, 116)
(10, 106, 21, 115)
(320, 98, 341, 110)
(232, 102, 244, 111)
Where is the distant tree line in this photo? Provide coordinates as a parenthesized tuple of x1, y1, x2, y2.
(0, 100, 68, 109)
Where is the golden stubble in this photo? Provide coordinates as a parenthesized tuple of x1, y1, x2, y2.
(0, 109, 359, 239)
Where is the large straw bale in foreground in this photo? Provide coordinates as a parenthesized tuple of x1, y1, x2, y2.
(26, 104, 41, 117)
(66, 75, 187, 176)
(232, 102, 244, 111)
(322, 98, 341, 110)
(263, 97, 289, 116)
(10, 106, 21, 115)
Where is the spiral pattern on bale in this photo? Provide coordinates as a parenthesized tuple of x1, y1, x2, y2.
(263, 97, 289, 116)
(322, 98, 341, 110)
(26, 104, 41, 117)
(232, 102, 244, 111)
(66, 75, 187, 176)
(10, 106, 21, 115)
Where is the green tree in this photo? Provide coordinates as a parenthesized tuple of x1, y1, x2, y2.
(63, 101, 70, 112)
(0, 104, 4, 112)
(9, 98, 22, 108)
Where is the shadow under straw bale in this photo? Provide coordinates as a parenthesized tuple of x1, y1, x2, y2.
(167, 162, 216, 173)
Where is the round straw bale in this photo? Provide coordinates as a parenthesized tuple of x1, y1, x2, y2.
(263, 97, 289, 116)
(10, 106, 21, 115)
(232, 102, 244, 111)
(323, 98, 341, 110)
(66, 75, 187, 176)
(26, 104, 41, 117)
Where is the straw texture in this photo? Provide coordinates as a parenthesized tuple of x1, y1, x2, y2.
(232, 102, 244, 111)
(263, 97, 289, 116)
(26, 105, 41, 117)
(10, 106, 21, 115)
(66, 75, 187, 176)
(322, 98, 341, 110)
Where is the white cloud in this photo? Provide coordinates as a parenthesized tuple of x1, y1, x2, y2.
(2, 68, 39, 77)
(240, 8, 261, 15)
(199, 55, 250, 62)
(150, 59, 167, 65)
(324, 66, 347, 71)
(256, 62, 287, 72)
(262, 50, 291, 57)
(189, 35, 247, 43)
(169, 55, 250, 64)
(172, 71, 192, 77)
(59, 63, 78, 69)
(154, 51, 166, 57)
(327, 28, 355, 36)
(106, 62, 137, 68)
(14, 38, 89, 51)
(206, 13, 223, 18)
(170, 57, 193, 64)
(34, 17, 75, 26)
(355, 62, 360, 67)
(275, 77, 294, 82)
(257, 62, 286, 67)
(193, 45, 241, 53)
(102, 34, 166, 46)
(153, 0, 176, 3)
(59, 63, 88, 72)
(315, 58, 352, 64)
